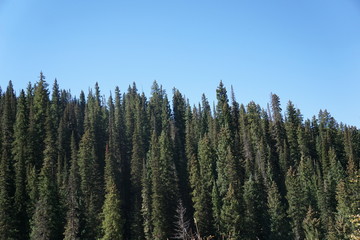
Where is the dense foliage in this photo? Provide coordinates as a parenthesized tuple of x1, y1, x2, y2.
(0, 73, 359, 239)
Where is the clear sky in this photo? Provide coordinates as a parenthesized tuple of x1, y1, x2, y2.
(1, 0, 360, 126)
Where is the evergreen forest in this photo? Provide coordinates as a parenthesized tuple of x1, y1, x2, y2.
(1, 73, 360, 240)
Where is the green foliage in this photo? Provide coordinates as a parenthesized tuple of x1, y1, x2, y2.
(286, 167, 307, 240)
(0, 79, 359, 240)
(150, 129, 178, 239)
(78, 129, 102, 239)
(13, 90, 30, 239)
(243, 176, 269, 240)
(30, 110, 62, 240)
(101, 177, 123, 240)
(193, 135, 215, 237)
(267, 181, 291, 240)
(303, 206, 321, 240)
(64, 134, 83, 240)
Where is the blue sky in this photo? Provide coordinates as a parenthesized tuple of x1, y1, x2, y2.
(1, 0, 360, 126)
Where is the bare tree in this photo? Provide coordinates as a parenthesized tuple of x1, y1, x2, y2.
(174, 200, 191, 240)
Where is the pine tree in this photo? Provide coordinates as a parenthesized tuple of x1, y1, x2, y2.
(101, 177, 123, 240)
(286, 166, 307, 240)
(270, 93, 289, 175)
(13, 90, 30, 239)
(193, 135, 216, 237)
(64, 133, 84, 240)
(243, 176, 269, 240)
(220, 183, 242, 239)
(285, 101, 302, 167)
(217, 134, 242, 238)
(141, 159, 152, 240)
(129, 93, 147, 240)
(303, 206, 321, 240)
(0, 81, 17, 240)
(50, 79, 61, 130)
(172, 88, 193, 227)
(151, 127, 178, 240)
(30, 108, 62, 240)
(78, 129, 103, 239)
(28, 72, 49, 170)
(267, 181, 291, 240)
(100, 95, 124, 240)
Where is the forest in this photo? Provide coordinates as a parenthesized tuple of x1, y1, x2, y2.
(0, 72, 359, 240)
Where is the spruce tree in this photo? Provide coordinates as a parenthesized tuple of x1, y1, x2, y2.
(193, 135, 216, 237)
(172, 88, 193, 226)
(64, 133, 84, 240)
(243, 176, 269, 240)
(129, 93, 147, 240)
(151, 127, 178, 240)
(141, 159, 152, 240)
(286, 167, 307, 240)
(78, 129, 103, 239)
(220, 183, 242, 240)
(100, 95, 124, 240)
(0, 81, 17, 240)
(13, 90, 30, 239)
(30, 108, 62, 240)
(270, 93, 289, 175)
(303, 206, 321, 240)
(267, 181, 291, 240)
(28, 72, 49, 170)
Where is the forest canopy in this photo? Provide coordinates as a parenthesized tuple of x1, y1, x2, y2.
(0, 73, 359, 240)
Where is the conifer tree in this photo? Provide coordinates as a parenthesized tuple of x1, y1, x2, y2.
(286, 167, 307, 240)
(141, 159, 152, 240)
(100, 95, 124, 240)
(50, 79, 61, 130)
(193, 135, 216, 237)
(13, 90, 30, 239)
(267, 181, 291, 240)
(148, 81, 165, 136)
(243, 176, 269, 240)
(101, 176, 123, 240)
(64, 133, 84, 240)
(220, 183, 242, 240)
(78, 129, 103, 239)
(303, 206, 321, 240)
(217, 126, 242, 238)
(28, 72, 49, 170)
(129, 93, 147, 240)
(172, 89, 193, 225)
(270, 93, 289, 175)
(285, 101, 302, 167)
(0, 81, 17, 240)
(151, 126, 178, 240)
(30, 108, 62, 240)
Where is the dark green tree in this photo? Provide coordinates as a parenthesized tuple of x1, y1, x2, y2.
(100, 95, 124, 240)
(78, 129, 103, 239)
(243, 176, 269, 240)
(64, 133, 84, 240)
(28, 72, 49, 170)
(303, 206, 321, 240)
(172, 89, 193, 226)
(0, 81, 17, 239)
(286, 167, 307, 240)
(30, 108, 62, 240)
(151, 127, 178, 240)
(128, 90, 149, 240)
(193, 135, 216, 237)
(220, 183, 242, 240)
(13, 90, 30, 239)
(267, 181, 291, 240)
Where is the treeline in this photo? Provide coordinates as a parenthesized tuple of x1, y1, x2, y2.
(0, 73, 359, 240)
